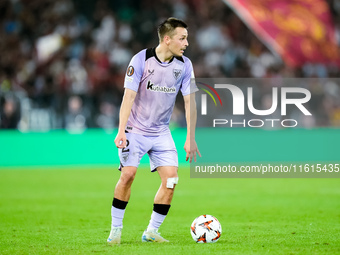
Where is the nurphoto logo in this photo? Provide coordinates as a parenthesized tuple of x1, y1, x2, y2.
(196, 78, 312, 128)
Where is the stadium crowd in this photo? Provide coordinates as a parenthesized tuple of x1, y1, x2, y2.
(1, 0, 340, 130)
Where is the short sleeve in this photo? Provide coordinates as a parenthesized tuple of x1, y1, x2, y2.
(180, 58, 198, 96)
(124, 50, 146, 92)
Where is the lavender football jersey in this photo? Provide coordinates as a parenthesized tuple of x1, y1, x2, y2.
(124, 47, 197, 135)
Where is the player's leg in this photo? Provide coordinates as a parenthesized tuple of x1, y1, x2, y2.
(114, 166, 138, 201)
(111, 166, 137, 228)
(142, 166, 178, 242)
(108, 166, 137, 244)
(108, 133, 150, 244)
(142, 133, 178, 242)
(151, 166, 178, 228)
(154, 166, 178, 204)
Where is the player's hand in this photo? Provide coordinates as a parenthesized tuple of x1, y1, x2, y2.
(114, 131, 127, 149)
(184, 139, 201, 163)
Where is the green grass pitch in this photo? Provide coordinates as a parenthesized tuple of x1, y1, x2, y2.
(0, 166, 340, 255)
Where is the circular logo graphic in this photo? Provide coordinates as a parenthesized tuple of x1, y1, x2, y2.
(127, 66, 134, 76)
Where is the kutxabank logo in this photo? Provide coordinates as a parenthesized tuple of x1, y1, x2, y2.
(197, 80, 312, 128)
(146, 80, 176, 93)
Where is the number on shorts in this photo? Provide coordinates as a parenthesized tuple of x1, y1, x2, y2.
(122, 139, 130, 153)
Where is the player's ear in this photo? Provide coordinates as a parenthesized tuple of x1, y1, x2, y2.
(164, 35, 171, 45)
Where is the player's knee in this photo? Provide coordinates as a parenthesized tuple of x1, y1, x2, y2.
(164, 176, 178, 190)
(120, 171, 136, 185)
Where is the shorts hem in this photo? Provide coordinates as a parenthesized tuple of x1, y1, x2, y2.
(151, 165, 178, 172)
(118, 162, 139, 171)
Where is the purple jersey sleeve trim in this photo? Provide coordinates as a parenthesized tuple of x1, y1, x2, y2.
(124, 49, 146, 92)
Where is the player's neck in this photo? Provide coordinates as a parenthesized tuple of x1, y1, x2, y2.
(155, 45, 173, 63)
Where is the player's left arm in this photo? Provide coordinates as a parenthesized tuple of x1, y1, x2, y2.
(183, 93, 201, 163)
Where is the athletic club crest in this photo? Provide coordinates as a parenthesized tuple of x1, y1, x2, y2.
(122, 154, 129, 162)
(173, 69, 182, 80)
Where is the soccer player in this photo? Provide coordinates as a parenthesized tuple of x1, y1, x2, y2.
(107, 17, 200, 244)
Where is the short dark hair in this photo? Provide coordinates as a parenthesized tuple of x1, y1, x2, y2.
(157, 17, 188, 41)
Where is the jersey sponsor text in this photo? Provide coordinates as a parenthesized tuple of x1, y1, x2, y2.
(146, 81, 176, 93)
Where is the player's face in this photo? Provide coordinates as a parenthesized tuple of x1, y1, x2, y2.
(168, 27, 189, 57)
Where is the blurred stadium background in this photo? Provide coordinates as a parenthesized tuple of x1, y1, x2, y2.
(1, 2, 340, 254)
(1, 0, 340, 133)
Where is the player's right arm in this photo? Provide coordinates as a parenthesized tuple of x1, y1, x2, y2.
(114, 50, 145, 148)
(114, 88, 137, 148)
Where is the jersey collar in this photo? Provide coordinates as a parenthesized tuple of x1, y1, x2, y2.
(153, 47, 175, 64)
